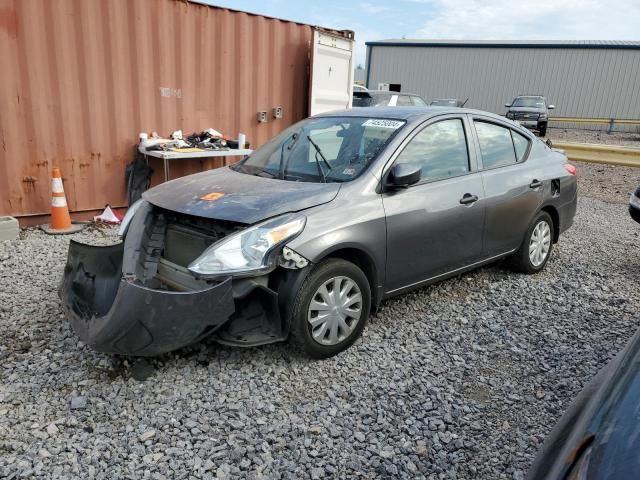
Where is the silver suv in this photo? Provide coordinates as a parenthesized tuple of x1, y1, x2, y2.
(505, 95, 555, 137)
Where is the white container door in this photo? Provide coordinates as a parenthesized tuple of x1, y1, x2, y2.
(309, 30, 354, 116)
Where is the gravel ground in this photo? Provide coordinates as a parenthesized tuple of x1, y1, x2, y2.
(2, 181, 640, 478)
(548, 128, 640, 147)
(571, 161, 638, 205)
(546, 128, 639, 205)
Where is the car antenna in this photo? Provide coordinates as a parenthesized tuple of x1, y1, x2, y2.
(461, 97, 469, 107)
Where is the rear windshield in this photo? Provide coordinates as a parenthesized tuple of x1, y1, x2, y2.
(233, 116, 406, 183)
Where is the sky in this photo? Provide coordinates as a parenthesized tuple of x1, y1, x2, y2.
(204, 0, 640, 67)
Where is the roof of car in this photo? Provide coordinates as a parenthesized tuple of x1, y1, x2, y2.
(318, 106, 508, 123)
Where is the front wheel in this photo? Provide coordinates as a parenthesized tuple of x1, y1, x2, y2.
(290, 259, 371, 358)
(509, 211, 554, 274)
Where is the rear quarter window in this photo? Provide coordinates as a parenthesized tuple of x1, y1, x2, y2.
(511, 130, 531, 162)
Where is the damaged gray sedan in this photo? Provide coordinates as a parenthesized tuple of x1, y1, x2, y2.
(60, 107, 577, 358)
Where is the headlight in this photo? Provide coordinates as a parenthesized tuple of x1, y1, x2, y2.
(539, 113, 548, 119)
(506, 112, 514, 119)
(630, 192, 640, 209)
(188, 213, 306, 278)
(118, 199, 147, 237)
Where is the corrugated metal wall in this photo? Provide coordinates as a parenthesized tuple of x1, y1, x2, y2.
(367, 45, 640, 130)
(0, 0, 315, 218)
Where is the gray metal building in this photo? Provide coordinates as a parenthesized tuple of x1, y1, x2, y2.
(365, 40, 640, 130)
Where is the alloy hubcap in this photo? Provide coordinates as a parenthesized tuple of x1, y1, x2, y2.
(529, 220, 551, 267)
(307, 276, 362, 346)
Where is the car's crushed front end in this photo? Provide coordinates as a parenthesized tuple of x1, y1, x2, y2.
(59, 199, 310, 356)
(57, 111, 408, 357)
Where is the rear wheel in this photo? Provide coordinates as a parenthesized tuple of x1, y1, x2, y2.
(509, 211, 554, 274)
(290, 259, 371, 358)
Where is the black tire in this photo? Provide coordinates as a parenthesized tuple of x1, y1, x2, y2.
(289, 258, 371, 359)
(509, 211, 554, 274)
(539, 124, 547, 137)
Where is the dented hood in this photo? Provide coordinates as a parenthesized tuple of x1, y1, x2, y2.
(143, 167, 341, 224)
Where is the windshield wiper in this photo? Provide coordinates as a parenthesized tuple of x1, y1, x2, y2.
(278, 132, 301, 179)
(253, 168, 276, 178)
(306, 136, 332, 183)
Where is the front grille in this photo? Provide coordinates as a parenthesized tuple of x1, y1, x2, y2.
(513, 112, 540, 120)
(160, 210, 245, 267)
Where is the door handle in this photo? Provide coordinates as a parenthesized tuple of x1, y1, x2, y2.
(530, 179, 543, 189)
(459, 193, 479, 205)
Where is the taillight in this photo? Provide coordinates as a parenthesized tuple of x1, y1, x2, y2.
(564, 164, 577, 176)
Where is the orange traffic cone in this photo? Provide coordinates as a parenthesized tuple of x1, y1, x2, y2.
(40, 167, 84, 234)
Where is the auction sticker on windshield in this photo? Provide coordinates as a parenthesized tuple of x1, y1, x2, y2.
(362, 119, 404, 129)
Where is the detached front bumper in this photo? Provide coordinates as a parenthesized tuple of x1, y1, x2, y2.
(59, 240, 234, 356)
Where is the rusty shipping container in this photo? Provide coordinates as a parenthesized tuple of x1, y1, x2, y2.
(0, 0, 353, 221)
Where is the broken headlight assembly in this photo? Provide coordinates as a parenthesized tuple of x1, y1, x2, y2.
(188, 213, 306, 278)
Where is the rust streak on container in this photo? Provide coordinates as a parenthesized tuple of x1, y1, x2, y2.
(0, 0, 351, 218)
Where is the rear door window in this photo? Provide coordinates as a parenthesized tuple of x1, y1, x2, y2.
(411, 96, 427, 107)
(474, 121, 517, 169)
(394, 118, 470, 182)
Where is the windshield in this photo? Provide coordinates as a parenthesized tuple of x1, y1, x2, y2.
(512, 97, 545, 108)
(233, 116, 405, 183)
(430, 99, 457, 106)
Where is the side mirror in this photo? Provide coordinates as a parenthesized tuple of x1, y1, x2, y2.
(387, 163, 421, 189)
(504, 104, 511, 108)
(548, 105, 555, 109)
